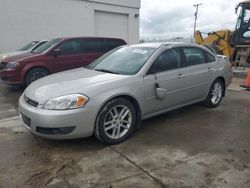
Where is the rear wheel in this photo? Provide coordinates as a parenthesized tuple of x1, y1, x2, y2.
(94, 98, 136, 145)
(25, 68, 49, 86)
(204, 79, 224, 108)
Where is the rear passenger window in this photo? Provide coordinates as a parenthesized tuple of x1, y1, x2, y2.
(148, 48, 181, 74)
(183, 47, 206, 66)
(81, 39, 107, 53)
(205, 51, 216, 63)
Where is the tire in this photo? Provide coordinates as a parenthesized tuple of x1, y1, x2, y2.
(204, 79, 224, 108)
(25, 68, 49, 86)
(94, 98, 136, 145)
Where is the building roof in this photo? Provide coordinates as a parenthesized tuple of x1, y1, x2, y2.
(84, 0, 141, 9)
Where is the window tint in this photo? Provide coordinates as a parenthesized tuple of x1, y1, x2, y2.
(149, 48, 181, 74)
(31, 41, 47, 51)
(32, 38, 61, 54)
(19, 41, 39, 51)
(108, 39, 125, 50)
(57, 40, 81, 55)
(205, 51, 216, 63)
(183, 47, 206, 66)
(81, 39, 107, 53)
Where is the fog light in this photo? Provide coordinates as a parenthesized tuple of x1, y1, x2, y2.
(36, 126, 75, 135)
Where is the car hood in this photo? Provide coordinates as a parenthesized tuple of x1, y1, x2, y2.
(0, 51, 28, 61)
(1, 52, 39, 63)
(24, 68, 127, 104)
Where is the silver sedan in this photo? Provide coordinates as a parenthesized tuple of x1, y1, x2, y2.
(19, 43, 233, 144)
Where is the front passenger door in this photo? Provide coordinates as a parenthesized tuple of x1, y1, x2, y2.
(51, 39, 83, 73)
(143, 48, 187, 116)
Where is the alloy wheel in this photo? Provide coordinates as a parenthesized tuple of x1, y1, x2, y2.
(30, 72, 46, 83)
(211, 82, 223, 105)
(104, 105, 132, 139)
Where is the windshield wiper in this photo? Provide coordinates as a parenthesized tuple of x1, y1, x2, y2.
(94, 68, 120, 74)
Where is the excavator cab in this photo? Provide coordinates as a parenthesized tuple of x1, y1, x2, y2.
(195, 1, 250, 67)
(233, 1, 250, 46)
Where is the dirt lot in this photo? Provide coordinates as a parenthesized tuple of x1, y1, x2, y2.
(0, 79, 250, 188)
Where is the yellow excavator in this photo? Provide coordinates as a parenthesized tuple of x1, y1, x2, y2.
(195, 0, 250, 68)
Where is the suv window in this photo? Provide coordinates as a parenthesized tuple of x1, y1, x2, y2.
(183, 47, 206, 66)
(57, 39, 82, 55)
(148, 48, 181, 74)
(32, 38, 61, 54)
(81, 39, 107, 53)
(108, 39, 125, 50)
(31, 41, 47, 51)
(205, 51, 216, 63)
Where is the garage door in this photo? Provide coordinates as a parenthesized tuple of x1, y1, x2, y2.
(95, 11, 128, 43)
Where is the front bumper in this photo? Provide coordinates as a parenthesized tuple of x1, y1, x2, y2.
(18, 95, 96, 139)
(0, 69, 23, 85)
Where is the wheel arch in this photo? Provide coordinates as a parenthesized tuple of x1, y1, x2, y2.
(95, 94, 142, 130)
(22, 66, 50, 83)
(215, 76, 226, 97)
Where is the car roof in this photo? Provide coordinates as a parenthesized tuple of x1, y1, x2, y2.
(58, 36, 126, 41)
(132, 42, 204, 49)
(131, 42, 214, 54)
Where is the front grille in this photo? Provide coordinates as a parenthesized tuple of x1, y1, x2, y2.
(24, 95, 39, 108)
(21, 113, 31, 128)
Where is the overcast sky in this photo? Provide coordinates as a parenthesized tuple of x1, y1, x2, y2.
(140, 0, 239, 39)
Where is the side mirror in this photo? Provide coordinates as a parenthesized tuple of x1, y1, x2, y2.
(155, 83, 166, 100)
(52, 48, 61, 57)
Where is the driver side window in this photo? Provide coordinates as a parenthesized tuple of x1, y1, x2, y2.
(148, 48, 181, 74)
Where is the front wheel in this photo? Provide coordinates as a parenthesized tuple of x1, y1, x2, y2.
(25, 68, 49, 86)
(94, 98, 136, 145)
(204, 79, 224, 108)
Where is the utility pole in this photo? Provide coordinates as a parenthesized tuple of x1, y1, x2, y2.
(193, 3, 202, 40)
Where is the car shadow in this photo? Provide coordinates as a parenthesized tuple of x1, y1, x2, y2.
(0, 83, 24, 108)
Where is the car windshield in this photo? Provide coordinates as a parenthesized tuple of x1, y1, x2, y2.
(32, 38, 62, 54)
(88, 46, 156, 75)
(18, 41, 39, 51)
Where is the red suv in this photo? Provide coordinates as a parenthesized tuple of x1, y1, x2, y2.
(0, 37, 126, 86)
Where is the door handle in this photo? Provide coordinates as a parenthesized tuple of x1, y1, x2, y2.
(177, 73, 185, 79)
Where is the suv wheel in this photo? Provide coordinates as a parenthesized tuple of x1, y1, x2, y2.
(25, 68, 49, 86)
(204, 79, 224, 108)
(95, 98, 136, 145)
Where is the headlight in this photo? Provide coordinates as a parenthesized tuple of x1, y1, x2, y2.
(43, 94, 89, 110)
(1, 55, 8, 60)
(6, 61, 19, 69)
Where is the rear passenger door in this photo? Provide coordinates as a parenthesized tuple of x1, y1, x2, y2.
(182, 47, 214, 102)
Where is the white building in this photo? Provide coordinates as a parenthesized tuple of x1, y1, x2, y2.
(0, 0, 141, 52)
